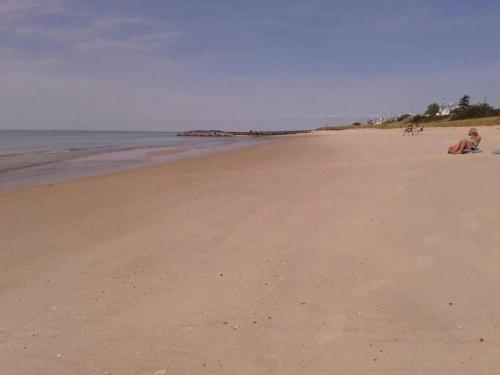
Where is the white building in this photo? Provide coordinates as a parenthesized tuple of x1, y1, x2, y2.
(437, 103, 462, 117)
(367, 117, 384, 125)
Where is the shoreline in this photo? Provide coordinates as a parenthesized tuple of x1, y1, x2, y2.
(0, 135, 278, 191)
(3, 124, 499, 192)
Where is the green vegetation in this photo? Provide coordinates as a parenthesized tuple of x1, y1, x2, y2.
(317, 94, 500, 131)
(397, 113, 412, 122)
(394, 94, 500, 126)
(459, 95, 470, 107)
(377, 115, 500, 129)
(424, 103, 440, 118)
(317, 124, 359, 131)
(319, 115, 500, 131)
(452, 103, 500, 120)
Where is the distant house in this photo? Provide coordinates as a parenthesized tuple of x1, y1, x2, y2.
(437, 103, 462, 117)
(367, 117, 384, 126)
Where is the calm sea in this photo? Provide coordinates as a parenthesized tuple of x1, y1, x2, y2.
(0, 130, 267, 190)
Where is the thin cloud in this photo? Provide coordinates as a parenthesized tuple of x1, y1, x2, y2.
(0, 0, 64, 17)
(279, 114, 340, 120)
(89, 15, 142, 29)
(1, 1, 182, 56)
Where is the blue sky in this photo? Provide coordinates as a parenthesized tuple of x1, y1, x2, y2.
(1, 0, 499, 130)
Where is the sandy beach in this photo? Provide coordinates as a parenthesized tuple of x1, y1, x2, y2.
(1, 126, 500, 374)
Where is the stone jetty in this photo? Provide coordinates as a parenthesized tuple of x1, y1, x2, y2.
(178, 130, 312, 137)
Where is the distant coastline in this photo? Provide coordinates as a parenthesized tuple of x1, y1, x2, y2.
(318, 115, 500, 131)
(178, 115, 500, 138)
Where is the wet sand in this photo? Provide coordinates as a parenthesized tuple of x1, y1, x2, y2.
(145, 147, 190, 157)
(1, 126, 500, 374)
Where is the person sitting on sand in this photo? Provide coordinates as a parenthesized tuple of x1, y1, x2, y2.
(448, 128, 481, 154)
(412, 124, 418, 135)
(403, 124, 413, 136)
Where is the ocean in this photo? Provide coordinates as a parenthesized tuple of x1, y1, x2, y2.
(0, 129, 268, 190)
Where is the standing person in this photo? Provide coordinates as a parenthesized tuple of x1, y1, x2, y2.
(448, 128, 481, 154)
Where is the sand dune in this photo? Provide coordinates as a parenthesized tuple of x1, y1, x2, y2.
(1, 126, 500, 374)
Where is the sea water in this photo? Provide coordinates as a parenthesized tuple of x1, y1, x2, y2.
(0, 130, 267, 190)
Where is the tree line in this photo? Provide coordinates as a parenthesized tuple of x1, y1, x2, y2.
(413, 95, 500, 122)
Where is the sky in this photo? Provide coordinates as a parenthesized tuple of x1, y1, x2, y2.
(1, 0, 500, 131)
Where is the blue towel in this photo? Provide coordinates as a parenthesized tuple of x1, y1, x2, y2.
(493, 148, 500, 155)
(462, 148, 482, 154)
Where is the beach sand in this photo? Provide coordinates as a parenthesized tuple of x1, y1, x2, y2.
(1, 126, 500, 374)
